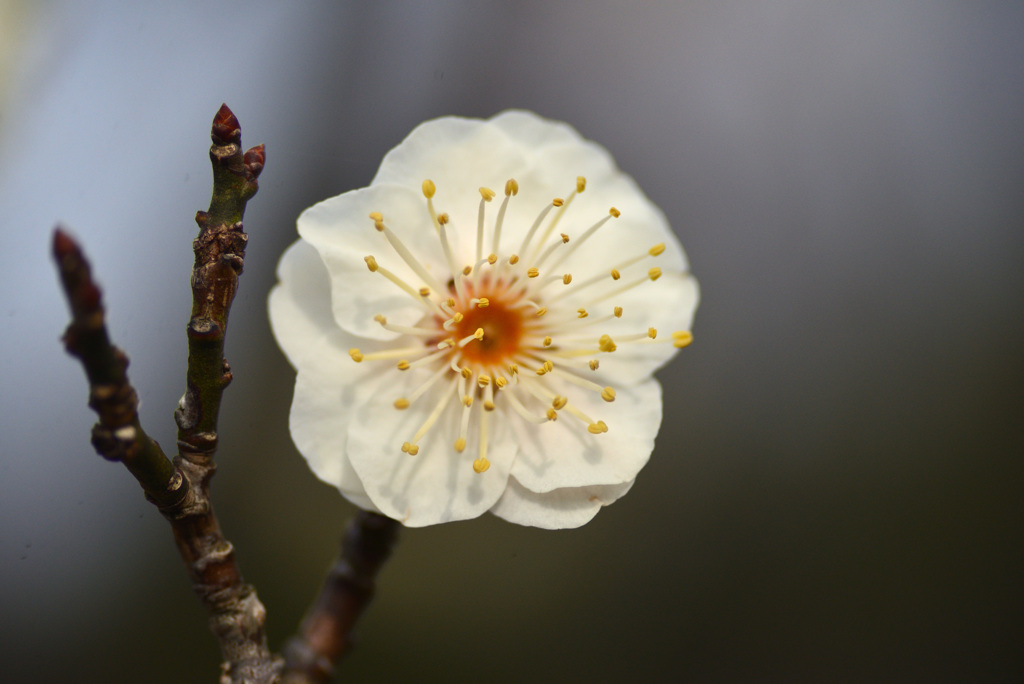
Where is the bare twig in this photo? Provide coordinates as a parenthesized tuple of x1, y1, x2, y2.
(55, 104, 278, 683)
(281, 512, 401, 683)
(53, 229, 188, 509)
(164, 104, 277, 684)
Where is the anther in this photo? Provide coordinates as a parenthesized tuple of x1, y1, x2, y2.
(394, 398, 410, 409)
(422, 179, 436, 198)
(462, 395, 473, 407)
(614, 306, 623, 318)
(599, 334, 617, 352)
(577, 308, 588, 318)
(364, 256, 379, 272)
(535, 307, 547, 317)
(543, 336, 552, 347)
(460, 367, 472, 379)
(648, 327, 657, 339)
(495, 376, 508, 388)
(438, 213, 450, 225)
(553, 198, 564, 208)
(589, 359, 600, 371)
(587, 421, 609, 434)
(480, 187, 495, 201)
(610, 269, 620, 280)
(407, 444, 420, 455)
(649, 243, 665, 256)
(562, 273, 572, 285)
(374, 314, 387, 325)
(455, 437, 467, 452)
(476, 298, 490, 308)
(509, 254, 520, 264)
(462, 265, 472, 276)
(487, 253, 498, 264)
(419, 287, 431, 297)
(577, 176, 586, 193)
(546, 408, 558, 421)
(560, 233, 570, 243)
(601, 387, 616, 402)
(552, 396, 568, 410)
(473, 458, 491, 473)
(397, 360, 410, 370)
(648, 267, 662, 281)
(528, 267, 540, 278)
(477, 374, 491, 387)
(368, 211, 383, 222)
(349, 349, 364, 362)
(505, 179, 519, 196)
(609, 207, 621, 218)
(672, 330, 694, 348)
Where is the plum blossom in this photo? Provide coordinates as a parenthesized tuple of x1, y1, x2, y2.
(269, 111, 698, 528)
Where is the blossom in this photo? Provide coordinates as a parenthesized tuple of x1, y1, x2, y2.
(269, 111, 698, 528)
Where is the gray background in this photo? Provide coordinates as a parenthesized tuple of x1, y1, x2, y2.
(1, 1, 1021, 682)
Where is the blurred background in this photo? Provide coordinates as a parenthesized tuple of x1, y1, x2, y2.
(1, 1, 1021, 682)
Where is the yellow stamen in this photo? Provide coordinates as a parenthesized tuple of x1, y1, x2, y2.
(422, 179, 436, 198)
(672, 330, 694, 348)
(349, 349, 363, 362)
(394, 398, 410, 409)
(601, 387, 616, 402)
(364, 256, 379, 272)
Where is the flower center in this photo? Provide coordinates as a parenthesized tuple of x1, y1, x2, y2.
(351, 177, 692, 473)
(449, 278, 525, 367)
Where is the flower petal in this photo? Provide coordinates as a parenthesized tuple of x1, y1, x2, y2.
(508, 377, 663, 493)
(298, 183, 449, 340)
(268, 241, 379, 509)
(290, 372, 378, 512)
(346, 375, 517, 526)
(489, 475, 635, 529)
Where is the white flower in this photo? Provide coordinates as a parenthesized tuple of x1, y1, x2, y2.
(269, 111, 698, 529)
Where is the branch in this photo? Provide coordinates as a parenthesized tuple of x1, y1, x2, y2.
(53, 230, 188, 508)
(281, 512, 401, 683)
(163, 104, 277, 683)
(55, 104, 277, 683)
